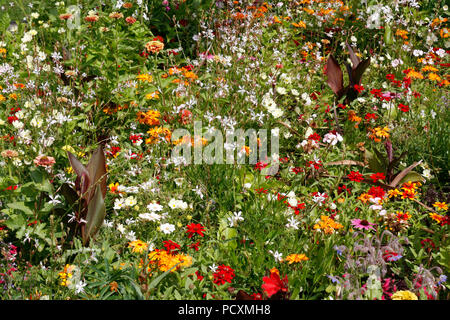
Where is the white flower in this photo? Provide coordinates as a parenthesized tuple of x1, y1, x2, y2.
(323, 132, 343, 146)
(74, 280, 86, 294)
(209, 263, 218, 273)
(124, 196, 137, 207)
(276, 86, 287, 95)
(159, 223, 175, 234)
(147, 202, 163, 212)
(113, 198, 125, 210)
(269, 250, 283, 262)
(139, 212, 161, 222)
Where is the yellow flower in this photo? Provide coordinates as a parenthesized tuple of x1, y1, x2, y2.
(428, 73, 441, 82)
(136, 73, 153, 83)
(433, 202, 448, 211)
(145, 40, 164, 54)
(374, 126, 390, 139)
(391, 290, 418, 300)
(358, 193, 373, 204)
(429, 212, 444, 224)
(313, 215, 343, 235)
(128, 240, 149, 254)
(292, 21, 306, 28)
(285, 253, 309, 264)
(388, 189, 401, 198)
(145, 90, 160, 100)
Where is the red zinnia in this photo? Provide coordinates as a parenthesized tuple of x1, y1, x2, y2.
(347, 171, 364, 182)
(398, 103, 409, 112)
(368, 186, 386, 198)
(370, 172, 386, 183)
(163, 240, 181, 254)
(186, 223, 205, 238)
(213, 264, 235, 285)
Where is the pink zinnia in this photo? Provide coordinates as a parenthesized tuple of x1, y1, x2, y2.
(33, 155, 56, 168)
(351, 218, 376, 231)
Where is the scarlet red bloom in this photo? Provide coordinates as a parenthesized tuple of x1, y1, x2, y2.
(213, 264, 235, 285)
(368, 186, 386, 198)
(370, 172, 386, 183)
(189, 241, 201, 251)
(307, 132, 321, 142)
(347, 171, 364, 182)
(365, 113, 378, 121)
(163, 240, 181, 254)
(354, 84, 364, 93)
(398, 103, 409, 112)
(186, 223, 205, 238)
(261, 271, 289, 298)
(386, 74, 395, 81)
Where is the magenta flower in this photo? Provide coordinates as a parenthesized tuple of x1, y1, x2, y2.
(351, 218, 376, 231)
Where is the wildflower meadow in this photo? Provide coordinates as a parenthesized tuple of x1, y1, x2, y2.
(0, 0, 449, 302)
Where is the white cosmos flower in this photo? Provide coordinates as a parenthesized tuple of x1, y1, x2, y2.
(159, 223, 175, 234)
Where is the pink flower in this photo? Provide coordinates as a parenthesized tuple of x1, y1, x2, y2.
(351, 218, 376, 231)
(33, 155, 56, 168)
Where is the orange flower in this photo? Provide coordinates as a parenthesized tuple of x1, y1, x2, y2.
(129, 240, 149, 254)
(313, 215, 343, 235)
(433, 202, 448, 211)
(285, 253, 309, 264)
(358, 193, 373, 203)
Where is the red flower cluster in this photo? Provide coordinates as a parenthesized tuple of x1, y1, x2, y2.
(398, 103, 409, 112)
(370, 172, 386, 183)
(368, 186, 386, 198)
(213, 264, 235, 285)
(347, 171, 364, 182)
(163, 240, 180, 254)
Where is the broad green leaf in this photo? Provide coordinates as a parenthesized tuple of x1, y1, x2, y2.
(7, 202, 34, 216)
(390, 161, 423, 187)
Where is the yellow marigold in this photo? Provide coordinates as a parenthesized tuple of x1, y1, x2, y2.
(401, 188, 416, 200)
(0, 94, 5, 102)
(9, 93, 18, 100)
(428, 73, 441, 82)
(313, 215, 343, 235)
(406, 70, 424, 79)
(148, 250, 192, 273)
(395, 29, 408, 39)
(421, 66, 439, 72)
(285, 253, 309, 264)
(358, 193, 373, 203)
(292, 21, 306, 28)
(391, 290, 418, 300)
(145, 90, 160, 100)
(388, 189, 401, 198)
(146, 126, 171, 144)
(433, 202, 448, 211)
(137, 109, 160, 126)
(128, 240, 149, 254)
(374, 126, 390, 139)
(136, 73, 153, 82)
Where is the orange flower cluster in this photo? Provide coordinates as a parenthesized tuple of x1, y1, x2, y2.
(146, 249, 192, 273)
(137, 109, 160, 126)
(313, 215, 343, 235)
(146, 126, 172, 145)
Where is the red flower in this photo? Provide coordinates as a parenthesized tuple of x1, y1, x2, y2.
(163, 240, 181, 254)
(347, 171, 364, 182)
(189, 241, 201, 251)
(261, 271, 289, 298)
(368, 186, 386, 198)
(307, 132, 321, 142)
(386, 74, 395, 81)
(195, 270, 204, 281)
(354, 84, 365, 93)
(365, 113, 378, 121)
(186, 223, 205, 238)
(213, 265, 235, 285)
(398, 103, 409, 112)
(370, 172, 386, 183)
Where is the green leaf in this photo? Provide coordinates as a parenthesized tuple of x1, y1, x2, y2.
(7, 202, 34, 216)
(4, 214, 25, 230)
(366, 150, 386, 175)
